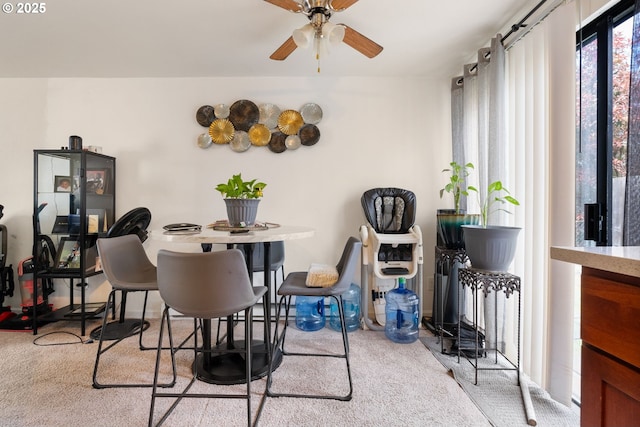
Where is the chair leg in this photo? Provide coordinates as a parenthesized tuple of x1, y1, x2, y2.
(266, 294, 353, 401)
(138, 291, 153, 350)
(265, 294, 284, 397)
(245, 306, 253, 427)
(336, 295, 354, 400)
(149, 306, 189, 427)
(255, 295, 272, 425)
(139, 294, 199, 352)
(150, 309, 257, 427)
(93, 289, 177, 389)
(279, 295, 293, 354)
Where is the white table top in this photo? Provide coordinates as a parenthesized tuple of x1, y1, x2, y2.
(151, 224, 315, 245)
(550, 246, 640, 278)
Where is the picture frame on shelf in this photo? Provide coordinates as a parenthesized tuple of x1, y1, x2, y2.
(54, 237, 81, 269)
(54, 175, 72, 193)
(86, 208, 107, 233)
(86, 169, 108, 194)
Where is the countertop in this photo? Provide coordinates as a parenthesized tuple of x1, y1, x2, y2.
(550, 246, 640, 278)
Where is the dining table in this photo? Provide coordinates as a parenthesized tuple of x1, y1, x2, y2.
(152, 224, 315, 385)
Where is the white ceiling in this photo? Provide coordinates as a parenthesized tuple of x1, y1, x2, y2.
(0, 0, 531, 79)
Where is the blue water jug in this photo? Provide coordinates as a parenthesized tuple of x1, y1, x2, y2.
(329, 283, 361, 332)
(384, 278, 419, 343)
(295, 296, 325, 331)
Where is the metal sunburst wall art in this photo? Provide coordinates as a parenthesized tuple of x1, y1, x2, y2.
(195, 100, 322, 153)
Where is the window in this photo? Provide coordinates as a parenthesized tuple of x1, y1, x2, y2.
(574, 0, 635, 404)
(577, 0, 635, 247)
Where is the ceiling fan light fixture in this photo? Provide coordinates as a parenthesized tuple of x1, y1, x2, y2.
(292, 23, 314, 48)
(321, 22, 345, 46)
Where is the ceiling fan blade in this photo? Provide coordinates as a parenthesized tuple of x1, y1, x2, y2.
(264, 0, 302, 12)
(341, 25, 383, 58)
(270, 36, 298, 60)
(330, 0, 359, 11)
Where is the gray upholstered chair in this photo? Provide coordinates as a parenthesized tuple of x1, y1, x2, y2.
(249, 241, 285, 305)
(265, 236, 361, 401)
(149, 248, 268, 427)
(93, 234, 177, 389)
(220, 241, 285, 341)
(231, 241, 285, 307)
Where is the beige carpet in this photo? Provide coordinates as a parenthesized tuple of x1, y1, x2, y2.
(422, 336, 580, 427)
(1, 318, 491, 427)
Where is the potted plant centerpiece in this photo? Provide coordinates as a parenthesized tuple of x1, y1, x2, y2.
(462, 180, 520, 271)
(437, 161, 480, 249)
(215, 173, 266, 227)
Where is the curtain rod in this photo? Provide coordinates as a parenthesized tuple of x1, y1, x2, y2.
(501, 0, 549, 44)
(461, 0, 559, 77)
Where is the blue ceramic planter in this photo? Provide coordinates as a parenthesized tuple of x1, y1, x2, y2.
(437, 212, 480, 249)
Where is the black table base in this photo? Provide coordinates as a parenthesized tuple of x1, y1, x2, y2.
(90, 319, 150, 341)
(194, 339, 282, 385)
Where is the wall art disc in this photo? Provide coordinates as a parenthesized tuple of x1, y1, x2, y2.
(209, 118, 235, 144)
(259, 103, 281, 129)
(268, 131, 287, 153)
(299, 123, 321, 146)
(277, 110, 304, 135)
(196, 105, 215, 127)
(214, 103, 229, 119)
(229, 99, 259, 132)
(285, 135, 301, 150)
(248, 123, 271, 146)
(197, 132, 212, 149)
(230, 130, 251, 152)
(300, 103, 323, 124)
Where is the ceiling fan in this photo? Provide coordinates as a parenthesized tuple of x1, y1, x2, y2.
(265, 0, 383, 61)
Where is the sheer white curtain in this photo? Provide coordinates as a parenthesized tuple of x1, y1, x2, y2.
(507, 1, 577, 405)
(451, 0, 577, 405)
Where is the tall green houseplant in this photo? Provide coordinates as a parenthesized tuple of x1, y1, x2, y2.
(440, 161, 474, 214)
(437, 162, 480, 249)
(468, 180, 519, 227)
(462, 180, 521, 271)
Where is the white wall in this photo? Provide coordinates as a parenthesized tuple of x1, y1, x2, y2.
(0, 76, 452, 317)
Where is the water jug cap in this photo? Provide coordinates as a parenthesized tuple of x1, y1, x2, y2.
(398, 277, 406, 288)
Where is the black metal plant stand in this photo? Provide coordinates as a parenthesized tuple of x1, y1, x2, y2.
(457, 267, 521, 385)
(432, 246, 469, 353)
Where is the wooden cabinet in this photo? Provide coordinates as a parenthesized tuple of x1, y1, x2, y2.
(580, 267, 640, 426)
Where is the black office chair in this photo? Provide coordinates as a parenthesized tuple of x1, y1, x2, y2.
(265, 236, 361, 401)
(150, 248, 268, 427)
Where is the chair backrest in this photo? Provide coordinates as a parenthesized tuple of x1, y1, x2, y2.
(236, 241, 285, 273)
(327, 236, 362, 296)
(361, 188, 416, 233)
(156, 249, 267, 319)
(96, 234, 157, 290)
(106, 207, 152, 242)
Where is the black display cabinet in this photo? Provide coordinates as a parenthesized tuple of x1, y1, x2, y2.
(32, 149, 116, 335)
